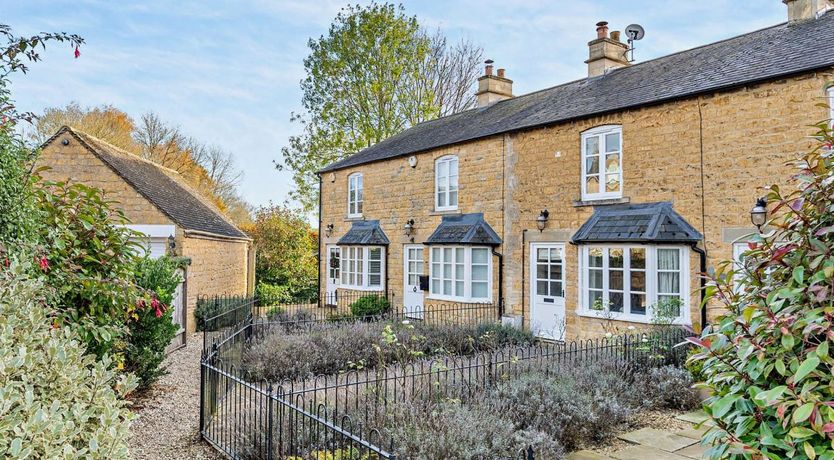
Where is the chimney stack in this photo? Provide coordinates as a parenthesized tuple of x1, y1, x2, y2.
(783, 0, 834, 23)
(476, 59, 513, 107)
(585, 21, 630, 78)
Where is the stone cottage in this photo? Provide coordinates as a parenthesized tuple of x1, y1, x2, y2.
(319, 1, 834, 339)
(38, 126, 254, 346)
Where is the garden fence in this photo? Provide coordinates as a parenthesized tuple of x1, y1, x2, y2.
(200, 292, 501, 351)
(199, 298, 692, 460)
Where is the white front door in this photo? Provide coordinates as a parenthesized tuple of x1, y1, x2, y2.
(326, 246, 340, 305)
(403, 245, 424, 318)
(530, 243, 566, 341)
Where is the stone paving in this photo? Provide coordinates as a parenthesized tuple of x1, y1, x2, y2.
(567, 411, 710, 460)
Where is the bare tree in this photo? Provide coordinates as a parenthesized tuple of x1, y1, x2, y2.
(422, 30, 482, 117)
(188, 141, 243, 202)
(133, 112, 192, 173)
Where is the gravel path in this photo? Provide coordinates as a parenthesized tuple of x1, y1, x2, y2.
(129, 333, 222, 460)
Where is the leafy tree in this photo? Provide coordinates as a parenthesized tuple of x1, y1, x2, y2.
(689, 89, 834, 459)
(241, 205, 318, 301)
(31, 102, 137, 151)
(279, 2, 483, 210)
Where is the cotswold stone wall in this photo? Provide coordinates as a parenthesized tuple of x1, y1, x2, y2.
(320, 69, 834, 339)
(180, 234, 251, 334)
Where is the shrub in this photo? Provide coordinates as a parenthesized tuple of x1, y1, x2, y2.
(32, 179, 147, 358)
(629, 365, 700, 411)
(0, 264, 136, 458)
(491, 360, 635, 450)
(256, 282, 292, 304)
(349, 294, 390, 317)
(688, 107, 834, 458)
(382, 400, 564, 460)
(195, 295, 250, 331)
(125, 256, 181, 390)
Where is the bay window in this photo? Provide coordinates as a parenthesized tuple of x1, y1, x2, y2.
(429, 246, 491, 302)
(348, 173, 363, 217)
(435, 155, 459, 211)
(581, 125, 622, 201)
(340, 246, 384, 290)
(580, 245, 687, 323)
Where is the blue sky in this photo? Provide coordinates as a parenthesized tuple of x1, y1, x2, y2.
(4, 0, 786, 210)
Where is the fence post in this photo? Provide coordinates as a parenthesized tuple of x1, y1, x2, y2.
(266, 385, 274, 460)
(199, 357, 205, 434)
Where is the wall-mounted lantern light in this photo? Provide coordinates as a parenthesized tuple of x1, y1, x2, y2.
(750, 197, 768, 232)
(536, 210, 550, 232)
(404, 219, 415, 237)
(167, 235, 176, 255)
(325, 224, 334, 238)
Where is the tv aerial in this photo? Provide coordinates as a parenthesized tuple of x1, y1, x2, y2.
(625, 24, 645, 62)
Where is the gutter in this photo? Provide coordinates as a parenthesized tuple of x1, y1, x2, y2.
(183, 229, 252, 242)
(691, 243, 708, 331)
(317, 173, 323, 307)
(492, 249, 504, 317)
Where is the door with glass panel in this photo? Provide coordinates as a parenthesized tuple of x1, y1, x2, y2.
(530, 243, 566, 341)
(326, 246, 340, 306)
(403, 245, 424, 318)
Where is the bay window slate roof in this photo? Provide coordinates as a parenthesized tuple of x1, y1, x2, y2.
(320, 11, 834, 173)
(425, 213, 502, 246)
(571, 202, 702, 244)
(338, 220, 390, 245)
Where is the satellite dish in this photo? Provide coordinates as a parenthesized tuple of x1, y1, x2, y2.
(625, 24, 645, 41)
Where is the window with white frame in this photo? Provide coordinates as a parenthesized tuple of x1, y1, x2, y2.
(429, 246, 491, 301)
(581, 125, 622, 201)
(340, 246, 384, 290)
(580, 245, 687, 323)
(348, 173, 363, 217)
(435, 156, 459, 211)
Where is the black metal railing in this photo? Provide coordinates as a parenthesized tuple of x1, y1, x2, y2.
(199, 299, 691, 459)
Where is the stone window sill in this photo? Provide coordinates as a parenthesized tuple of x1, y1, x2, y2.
(428, 209, 462, 216)
(572, 197, 631, 208)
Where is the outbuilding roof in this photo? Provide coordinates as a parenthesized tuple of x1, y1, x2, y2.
(321, 11, 834, 173)
(43, 126, 249, 240)
(338, 220, 390, 245)
(425, 213, 502, 246)
(571, 202, 703, 244)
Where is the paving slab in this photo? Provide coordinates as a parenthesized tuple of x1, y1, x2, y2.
(675, 411, 710, 425)
(618, 428, 698, 452)
(566, 450, 613, 460)
(611, 445, 691, 460)
(676, 425, 709, 440)
(675, 442, 707, 459)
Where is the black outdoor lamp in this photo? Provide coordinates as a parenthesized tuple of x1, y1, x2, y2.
(750, 197, 768, 232)
(536, 209, 550, 232)
(325, 223, 334, 238)
(404, 219, 415, 237)
(167, 234, 176, 255)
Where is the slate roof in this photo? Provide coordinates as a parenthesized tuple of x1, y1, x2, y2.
(572, 202, 703, 244)
(321, 11, 834, 173)
(425, 213, 502, 246)
(338, 220, 390, 245)
(46, 127, 249, 240)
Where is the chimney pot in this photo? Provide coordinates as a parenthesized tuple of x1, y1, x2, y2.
(476, 60, 513, 107)
(610, 30, 621, 42)
(596, 21, 609, 39)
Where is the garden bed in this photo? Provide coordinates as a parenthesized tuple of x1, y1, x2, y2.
(242, 319, 535, 382)
(202, 310, 696, 459)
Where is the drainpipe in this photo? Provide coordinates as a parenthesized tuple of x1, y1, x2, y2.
(317, 174, 323, 308)
(492, 249, 504, 317)
(691, 243, 707, 331)
(385, 245, 390, 304)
